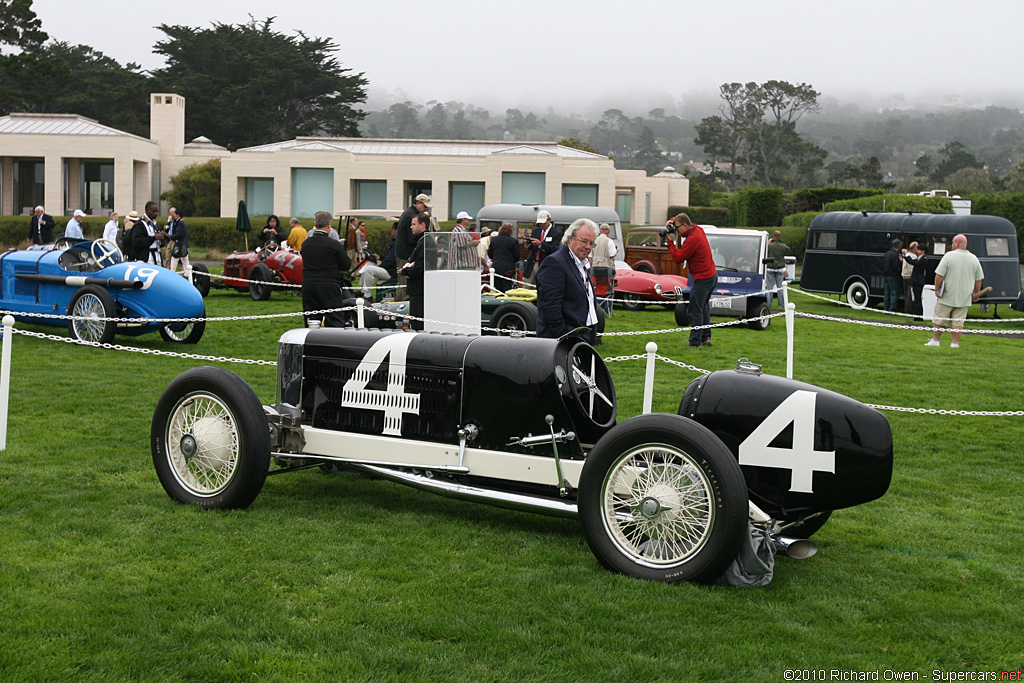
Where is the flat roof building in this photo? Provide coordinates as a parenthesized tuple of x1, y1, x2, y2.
(1, 93, 688, 223)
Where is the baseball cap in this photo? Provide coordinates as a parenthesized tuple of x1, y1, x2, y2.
(535, 210, 551, 224)
(414, 193, 432, 208)
(73, 209, 86, 218)
(456, 211, 473, 220)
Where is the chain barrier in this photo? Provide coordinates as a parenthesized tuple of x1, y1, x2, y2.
(794, 311, 1024, 335)
(601, 311, 786, 337)
(0, 305, 358, 325)
(787, 286, 1023, 324)
(8, 327, 276, 365)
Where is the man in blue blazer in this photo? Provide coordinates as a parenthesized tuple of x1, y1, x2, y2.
(536, 218, 600, 345)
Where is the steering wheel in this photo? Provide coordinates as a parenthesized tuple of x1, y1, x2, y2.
(91, 239, 123, 268)
(52, 236, 78, 250)
(258, 243, 280, 261)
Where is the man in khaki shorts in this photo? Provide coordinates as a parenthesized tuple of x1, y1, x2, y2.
(925, 233, 985, 349)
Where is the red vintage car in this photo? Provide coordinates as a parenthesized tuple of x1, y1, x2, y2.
(611, 262, 689, 311)
(218, 210, 403, 301)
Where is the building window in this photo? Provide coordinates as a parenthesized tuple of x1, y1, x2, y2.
(245, 178, 274, 216)
(406, 181, 432, 208)
(645, 192, 651, 224)
(291, 168, 333, 218)
(13, 158, 44, 215)
(354, 180, 387, 210)
(80, 161, 114, 215)
(502, 172, 545, 204)
(449, 182, 485, 220)
(562, 184, 598, 206)
(616, 191, 632, 224)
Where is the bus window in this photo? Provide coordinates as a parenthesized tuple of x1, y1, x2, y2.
(986, 237, 1010, 256)
(857, 232, 891, 253)
(927, 236, 949, 255)
(814, 231, 837, 249)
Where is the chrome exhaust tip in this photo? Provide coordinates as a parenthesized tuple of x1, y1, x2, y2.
(775, 536, 818, 560)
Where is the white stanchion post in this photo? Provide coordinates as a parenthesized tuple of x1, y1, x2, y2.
(782, 280, 789, 309)
(642, 341, 658, 414)
(489, 267, 495, 291)
(785, 302, 795, 379)
(0, 315, 14, 451)
(356, 297, 365, 329)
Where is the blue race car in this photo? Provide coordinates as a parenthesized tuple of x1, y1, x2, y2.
(0, 238, 206, 344)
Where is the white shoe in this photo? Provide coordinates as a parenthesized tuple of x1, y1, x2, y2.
(950, 343, 959, 348)
(924, 340, 940, 347)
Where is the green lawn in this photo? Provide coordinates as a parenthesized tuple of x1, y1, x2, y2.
(1, 286, 1022, 681)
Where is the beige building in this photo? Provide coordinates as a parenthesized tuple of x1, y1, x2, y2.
(0, 94, 227, 217)
(1, 93, 688, 224)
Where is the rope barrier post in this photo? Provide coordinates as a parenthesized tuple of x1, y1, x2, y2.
(785, 302, 796, 379)
(489, 267, 495, 291)
(782, 280, 789, 309)
(0, 315, 14, 450)
(643, 341, 658, 414)
(356, 298, 365, 329)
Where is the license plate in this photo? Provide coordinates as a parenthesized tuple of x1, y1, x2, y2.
(711, 298, 731, 309)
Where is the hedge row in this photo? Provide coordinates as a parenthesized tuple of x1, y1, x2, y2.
(0, 215, 456, 257)
(666, 206, 731, 227)
(781, 188, 882, 216)
(823, 195, 953, 213)
(781, 211, 822, 228)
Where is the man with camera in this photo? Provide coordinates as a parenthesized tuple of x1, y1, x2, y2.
(664, 213, 717, 348)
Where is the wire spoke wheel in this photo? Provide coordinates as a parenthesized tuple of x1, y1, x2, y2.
(602, 445, 714, 566)
(578, 414, 746, 582)
(151, 366, 271, 509)
(67, 285, 116, 344)
(165, 392, 240, 496)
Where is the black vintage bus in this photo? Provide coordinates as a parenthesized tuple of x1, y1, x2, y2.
(801, 212, 1021, 309)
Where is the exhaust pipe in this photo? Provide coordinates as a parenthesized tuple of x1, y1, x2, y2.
(774, 536, 818, 559)
(344, 462, 580, 520)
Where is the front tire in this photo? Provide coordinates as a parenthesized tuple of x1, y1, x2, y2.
(621, 293, 646, 311)
(249, 263, 274, 301)
(674, 301, 689, 327)
(578, 414, 747, 583)
(191, 263, 211, 298)
(845, 280, 869, 310)
(747, 300, 771, 331)
(151, 366, 270, 509)
(67, 285, 117, 344)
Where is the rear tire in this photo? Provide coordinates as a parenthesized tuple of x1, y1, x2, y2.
(747, 300, 771, 331)
(578, 414, 747, 583)
(151, 366, 270, 509)
(249, 263, 274, 301)
(490, 301, 537, 335)
(159, 310, 206, 344)
(845, 280, 869, 310)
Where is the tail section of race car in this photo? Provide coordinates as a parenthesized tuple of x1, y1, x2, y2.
(678, 359, 893, 533)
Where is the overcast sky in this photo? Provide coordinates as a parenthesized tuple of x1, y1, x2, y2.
(35, 0, 1024, 115)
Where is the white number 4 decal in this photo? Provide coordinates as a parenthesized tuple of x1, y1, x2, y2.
(341, 335, 420, 436)
(738, 390, 835, 493)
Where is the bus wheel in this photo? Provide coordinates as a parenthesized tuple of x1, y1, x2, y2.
(845, 280, 869, 310)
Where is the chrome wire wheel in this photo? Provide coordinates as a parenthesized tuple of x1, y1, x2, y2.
(164, 392, 240, 497)
(71, 293, 107, 341)
(600, 444, 715, 568)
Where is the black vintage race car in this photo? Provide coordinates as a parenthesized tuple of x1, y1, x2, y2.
(151, 329, 892, 584)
